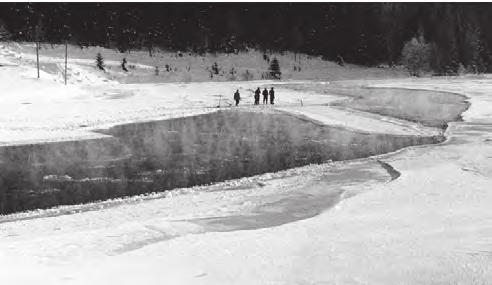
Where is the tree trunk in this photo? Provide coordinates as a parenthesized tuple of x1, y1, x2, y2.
(64, 42, 68, 85)
(36, 42, 40, 79)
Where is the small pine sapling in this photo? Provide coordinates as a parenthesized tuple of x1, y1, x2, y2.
(96, 53, 105, 71)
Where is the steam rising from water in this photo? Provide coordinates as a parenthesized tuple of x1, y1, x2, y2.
(0, 110, 443, 214)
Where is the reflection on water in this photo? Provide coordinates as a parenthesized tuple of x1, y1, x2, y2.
(0, 111, 443, 214)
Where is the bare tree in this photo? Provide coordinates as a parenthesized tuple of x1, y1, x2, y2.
(401, 35, 432, 76)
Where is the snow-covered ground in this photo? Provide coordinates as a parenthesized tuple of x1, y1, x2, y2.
(0, 64, 430, 145)
(0, 46, 435, 146)
(1, 44, 492, 284)
(1, 42, 405, 83)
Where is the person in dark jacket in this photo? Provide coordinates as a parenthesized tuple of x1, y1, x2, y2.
(234, 89, 241, 106)
(269, 87, 275, 104)
(254, 87, 261, 105)
(262, 88, 269, 104)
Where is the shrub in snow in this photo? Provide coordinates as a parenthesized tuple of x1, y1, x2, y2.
(336, 55, 345, 66)
(401, 35, 431, 76)
(457, 63, 466, 75)
(211, 62, 219, 75)
(228, 67, 237, 80)
(154, 66, 159, 76)
(241, 69, 254, 81)
(96, 53, 105, 71)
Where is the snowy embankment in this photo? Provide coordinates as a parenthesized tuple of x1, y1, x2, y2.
(1, 44, 492, 284)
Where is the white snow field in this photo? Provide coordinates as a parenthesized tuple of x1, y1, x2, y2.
(1, 44, 492, 284)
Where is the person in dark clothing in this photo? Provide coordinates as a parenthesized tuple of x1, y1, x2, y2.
(262, 88, 269, 104)
(234, 89, 241, 106)
(269, 87, 275, 104)
(254, 87, 261, 105)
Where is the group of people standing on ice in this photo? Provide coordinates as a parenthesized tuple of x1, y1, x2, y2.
(233, 87, 275, 106)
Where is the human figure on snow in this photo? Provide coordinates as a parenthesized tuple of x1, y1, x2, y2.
(254, 87, 261, 105)
(234, 89, 241, 106)
(269, 87, 275, 104)
(121, 58, 128, 72)
(262, 88, 269, 104)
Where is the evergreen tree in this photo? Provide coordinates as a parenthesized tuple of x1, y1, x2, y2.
(96, 53, 105, 71)
(0, 20, 10, 40)
(462, 26, 485, 73)
(2, 3, 492, 72)
(269, 57, 281, 79)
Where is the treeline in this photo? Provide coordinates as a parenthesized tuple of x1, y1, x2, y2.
(1, 3, 492, 73)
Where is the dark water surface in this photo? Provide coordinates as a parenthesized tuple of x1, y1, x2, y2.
(0, 110, 443, 214)
(278, 84, 470, 128)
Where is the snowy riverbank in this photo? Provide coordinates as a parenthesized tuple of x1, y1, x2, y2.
(1, 44, 492, 284)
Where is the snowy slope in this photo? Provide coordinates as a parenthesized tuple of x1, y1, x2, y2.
(2, 42, 405, 83)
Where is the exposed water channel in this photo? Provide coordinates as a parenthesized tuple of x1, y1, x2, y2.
(0, 110, 444, 214)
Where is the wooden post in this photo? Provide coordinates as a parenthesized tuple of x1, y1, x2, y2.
(36, 42, 40, 79)
(64, 41, 68, 85)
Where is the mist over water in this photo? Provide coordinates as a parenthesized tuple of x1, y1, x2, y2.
(280, 84, 470, 129)
(0, 110, 443, 214)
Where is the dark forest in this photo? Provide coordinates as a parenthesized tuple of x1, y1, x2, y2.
(1, 3, 491, 73)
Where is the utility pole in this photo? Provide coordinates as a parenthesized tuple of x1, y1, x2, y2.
(36, 41, 40, 79)
(64, 41, 68, 85)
